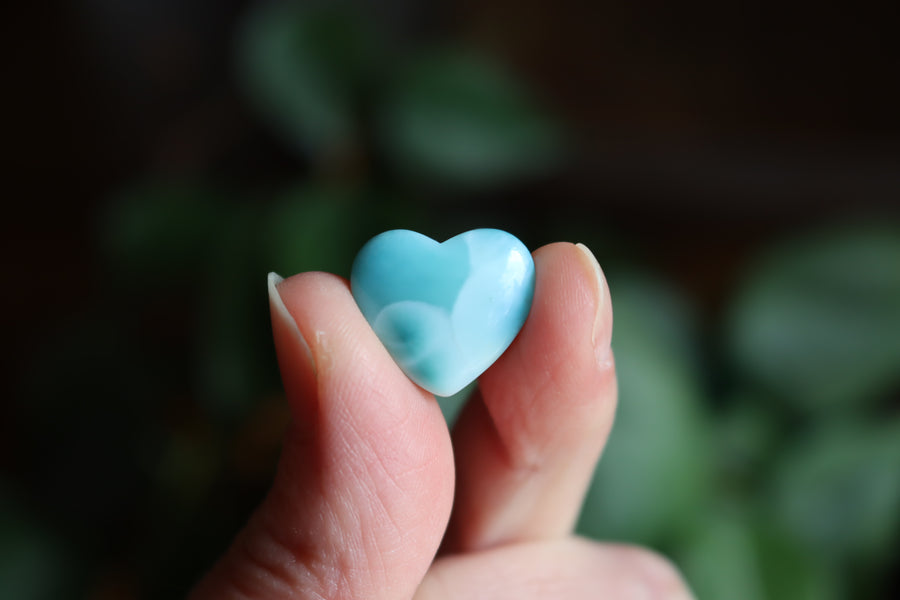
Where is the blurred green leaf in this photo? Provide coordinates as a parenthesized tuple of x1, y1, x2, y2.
(194, 204, 271, 422)
(679, 505, 841, 600)
(767, 418, 900, 563)
(238, 3, 378, 157)
(679, 506, 765, 600)
(0, 488, 79, 600)
(102, 183, 228, 288)
(193, 183, 376, 420)
(727, 222, 900, 413)
(261, 183, 370, 278)
(378, 50, 562, 187)
(577, 273, 714, 545)
(715, 391, 783, 491)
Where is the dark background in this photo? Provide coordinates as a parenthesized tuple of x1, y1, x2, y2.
(3, 1, 900, 598)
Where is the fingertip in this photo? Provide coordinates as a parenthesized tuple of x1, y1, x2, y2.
(488, 242, 613, 406)
(197, 271, 457, 599)
(530, 242, 612, 358)
(273, 268, 456, 501)
(275, 271, 432, 408)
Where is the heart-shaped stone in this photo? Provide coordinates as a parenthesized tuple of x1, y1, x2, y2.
(351, 229, 535, 396)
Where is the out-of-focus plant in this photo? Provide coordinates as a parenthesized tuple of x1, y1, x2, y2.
(238, 4, 380, 159)
(377, 51, 562, 186)
(678, 504, 841, 600)
(238, 3, 562, 188)
(0, 489, 79, 600)
(571, 221, 900, 599)
(727, 224, 900, 414)
(577, 274, 715, 546)
(5, 1, 899, 599)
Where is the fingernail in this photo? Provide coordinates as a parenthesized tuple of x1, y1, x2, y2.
(575, 243, 612, 355)
(268, 272, 315, 375)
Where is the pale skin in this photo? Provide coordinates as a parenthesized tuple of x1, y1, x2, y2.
(190, 242, 695, 599)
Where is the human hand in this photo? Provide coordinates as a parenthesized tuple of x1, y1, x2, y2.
(190, 242, 694, 599)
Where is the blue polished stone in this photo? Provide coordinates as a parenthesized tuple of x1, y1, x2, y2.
(351, 229, 535, 396)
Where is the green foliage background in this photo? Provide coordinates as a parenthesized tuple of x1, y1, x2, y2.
(3, 3, 899, 598)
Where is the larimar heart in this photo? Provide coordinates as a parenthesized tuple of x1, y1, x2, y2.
(350, 229, 535, 396)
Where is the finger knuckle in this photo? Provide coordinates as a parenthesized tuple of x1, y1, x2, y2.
(621, 546, 694, 600)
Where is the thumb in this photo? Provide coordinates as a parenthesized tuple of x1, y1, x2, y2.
(191, 272, 455, 600)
